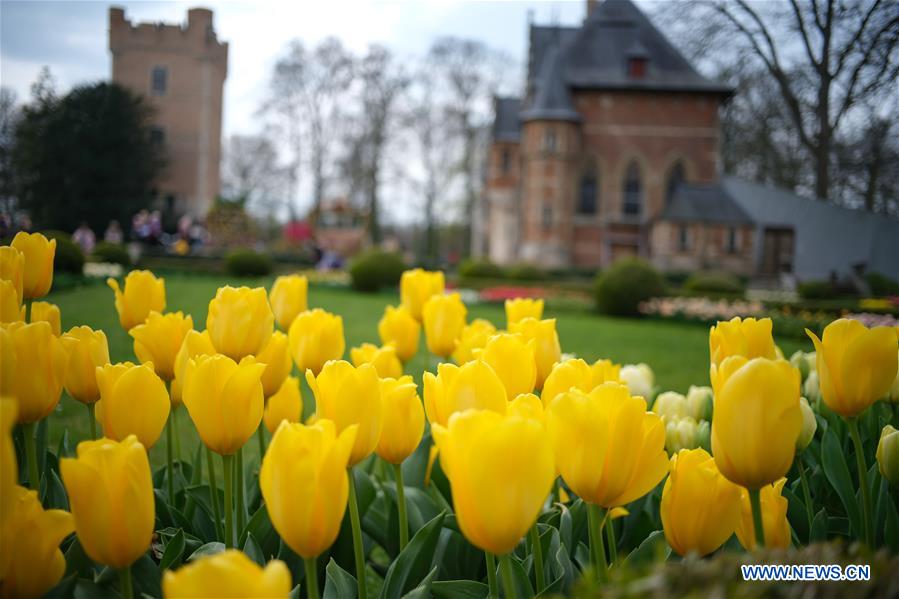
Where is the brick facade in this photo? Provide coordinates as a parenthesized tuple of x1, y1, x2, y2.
(109, 7, 227, 218)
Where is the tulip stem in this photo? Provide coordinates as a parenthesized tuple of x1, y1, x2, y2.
(118, 566, 133, 599)
(257, 424, 266, 458)
(166, 413, 175, 505)
(748, 488, 766, 549)
(236, 447, 246, 535)
(222, 453, 234, 548)
(586, 503, 608, 580)
(796, 453, 814, 539)
(848, 418, 874, 546)
(499, 553, 516, 598)
(22, 421, 40, 490)
(86, 403, 96, 440)
(485, 552, 498, 598)
(206, 447, 222, 541)
(393, 463, 409, 550)
(604, 517, 618, 564)
(529, 523, 545, 592)
(347, 468, 368, 599)
(304, 557, 319, 599)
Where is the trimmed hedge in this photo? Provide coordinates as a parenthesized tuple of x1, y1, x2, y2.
(225, 249, 272, 277)
(458, 258, 503, 279)
(92, 241, 131, 266)
(505, 263, 545, 281)
(594, 257, 665, 316)
(866, 272, 899, 296)
(683, 271, 745, 295)
(42, 230, 85, 275)
(349, 249, 406, 292)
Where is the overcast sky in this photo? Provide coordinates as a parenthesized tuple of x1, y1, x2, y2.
(0, 0, 606, 138)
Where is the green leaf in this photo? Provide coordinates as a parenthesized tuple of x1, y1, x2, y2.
(431, 580, 488, 599)
(434, 528, 484, 581)
(885, 498, 899, 552)
(810, 508, 828, 543)
(241, 504, 279, 560)
(131, 553, 162, 599)
(56, 428, 72, 459)
(43, 574, 77, 599)
(188, 542, 225, 561)
(821, 428, 862, 537)
(63, 536, 94, 578)
(41, 468, 69, 511)
(243, 532, 264, 566)
(498, 554, 534, 599)
(160, 528, 185, 571)
(543, 544, 576, 595)
(783, 486, 809, 543)
(323, 558, 357, 599)
(379, 512, 446, 599)
(400, 566, 437, 599)
(624, 530, 669, 567)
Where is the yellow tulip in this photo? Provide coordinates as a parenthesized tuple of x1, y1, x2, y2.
(351, 342, 403, 379)
(0, 326, 14, 398)
(711, 356, 801, 489)
(0, 399, 17, 545)
(660, 448, 742, 556)
(257, 331, 293, 398)
(207, 286, 274, 361)
(480, 332, 537, 398)
(183, 354, 265, 455)
(400, 268, 444, 322)
(376, 376, 424, 464)
(505, 297, 544, 326)
(60, 435, 154, 568)
(507, 393, 544, 422)
(30, 301, 60, 335)
(11, 232, 55, 299)
(0, 485, 73, 599)
(107, 270, 166, 331)
(877, 425, 899, 486)
(60, 326, 110, 404)
(0, 246, 24, 304)
(796, 397, 817, 451)
(306, 361, 381, 467)
(422, 292, 466, 358)
(423, 360, 507, 427)
(130, 311, 193, 381)
(546, 383, 668, 507)
(735, 479, 791, 550)
(3, 321, 67, 423)
(806, 318, 898, 418)
(263, 376, 303, 435)
(451, 318, 496, 365)
(378, 305, 420, 363)
(0, 279, 22, 324)
(260, 419, 357, 558)
(170, 329, 217, 405)
(709, 316, 776, 367)
(95, 361, 170, 448)
(269, 274, 308, 330)
(288, 308, 345, 376)
(509, 317, 561, 390)
(432, 409, 555, 556)
(163, 549, 292, 599)
(541, 358, 621, 408)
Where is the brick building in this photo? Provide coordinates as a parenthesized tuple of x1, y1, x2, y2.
(485, 0, 899, 281)
(109, 6, 228, 218)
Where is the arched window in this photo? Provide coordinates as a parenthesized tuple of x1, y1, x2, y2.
(666, 161, 686, 205)
(622, 161, 642, 216)
(578, 172, 598, 215)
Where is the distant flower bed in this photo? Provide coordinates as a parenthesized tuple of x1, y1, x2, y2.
(478, 285, 545, 302)
(640, 296, 765, 321)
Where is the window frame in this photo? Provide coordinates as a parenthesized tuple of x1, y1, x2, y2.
(622, 161, 643, 217)
(151, 66, 168, 96)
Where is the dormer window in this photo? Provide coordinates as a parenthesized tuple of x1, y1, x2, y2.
(628, 57, 647, 79)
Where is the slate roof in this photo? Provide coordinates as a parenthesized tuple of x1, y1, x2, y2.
(506, 0, 733, 131)
(659, 182, 754, 225)
(493, 97, 522, 142)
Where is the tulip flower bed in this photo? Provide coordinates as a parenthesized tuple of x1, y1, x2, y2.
(2, 233, 899, 599)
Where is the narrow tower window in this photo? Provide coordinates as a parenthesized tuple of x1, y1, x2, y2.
(622, 161, 643, 217)
(151, 66, 168, 95)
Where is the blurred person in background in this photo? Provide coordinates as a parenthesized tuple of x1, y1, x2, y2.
(104, 220, 124, 244)
(73, 221, 96, 254)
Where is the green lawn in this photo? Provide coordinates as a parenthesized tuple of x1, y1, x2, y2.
(47, 274, 807, 467)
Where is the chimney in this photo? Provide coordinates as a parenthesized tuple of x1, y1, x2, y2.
(586, 0, 600, 18)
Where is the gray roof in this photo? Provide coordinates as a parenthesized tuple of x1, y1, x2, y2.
(521, 44, 581, 122)
(659, 182, 754, 225)
(563, 0, 733, 94)
(493, 97, 522, 142)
